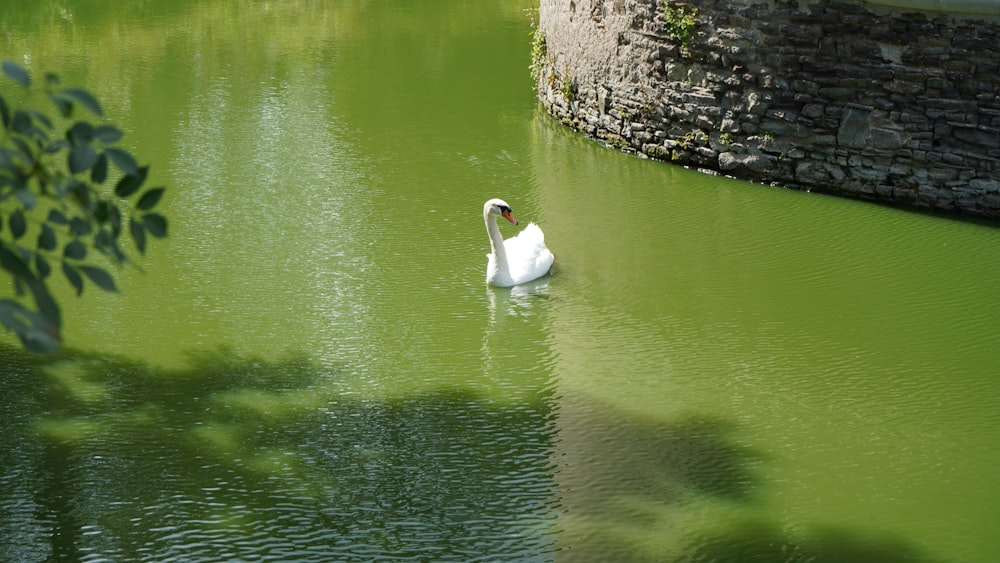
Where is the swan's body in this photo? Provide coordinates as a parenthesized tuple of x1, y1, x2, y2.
(484, 198, 554, 287)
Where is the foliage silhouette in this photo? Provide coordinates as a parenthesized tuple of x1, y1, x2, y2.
(0, 61, 167, 352)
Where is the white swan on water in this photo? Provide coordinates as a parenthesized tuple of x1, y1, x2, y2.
(483, 198, 554, 287)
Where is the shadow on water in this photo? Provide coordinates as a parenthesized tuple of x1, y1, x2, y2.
(1, 342, 943, 562)
(553, 396, 942, 563)
(679, 520, 943, 563)
(553, 404, 756, 560)
(0, 343, 560, 562)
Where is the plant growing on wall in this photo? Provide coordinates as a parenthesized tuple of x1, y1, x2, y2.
(660, 1, 698, 46)
(560, 68, 575, 102)
(0, 61, 168, 352)
(530, 26, 548, 89)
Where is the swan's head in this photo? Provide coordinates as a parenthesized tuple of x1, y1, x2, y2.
(484, 198, 518, 225)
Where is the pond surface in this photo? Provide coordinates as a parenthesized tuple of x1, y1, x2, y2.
(3, 1, 1000, 561)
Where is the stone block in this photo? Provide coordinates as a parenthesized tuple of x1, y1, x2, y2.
(796, 160, 846, 184)
(760, 118, 809, 138)
(871, 128, 906, 150)
(969, 178, 1000, 193)
(801, 103, 825, 118)
(953, 126, 1000, 148)
(719, 151, 771, 172)
(941, 153, 965, 165)
(838, 107, 872, 148)
(819, 87, 857, 101)
(642, 143, 671, 159)
(885, 80, 925, 95)
(721, 118, 741, 133)
(981, 193, 1000, 209)
(815, 134, 838, 146)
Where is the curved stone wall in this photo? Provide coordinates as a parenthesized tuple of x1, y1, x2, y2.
(536, 0, 1000, 217)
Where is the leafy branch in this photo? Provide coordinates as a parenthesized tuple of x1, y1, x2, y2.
(660, 2, 698, 46)
(0, 60, 168, 352)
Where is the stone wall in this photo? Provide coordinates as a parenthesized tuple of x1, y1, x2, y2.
(536, 0, 1000, 217)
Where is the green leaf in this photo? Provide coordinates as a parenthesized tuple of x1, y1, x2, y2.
(10, 209, 26, 239)
(114, 166, 149, 199)
(14, 246, 32, 265)
(69, 217, 92, 237)
(63, 240, 87, 260)
(91, 152, 108, 183)
(0, 299, 30, 333)
(105, 147, 138, 176)
(94, 200, 111, 224)
(79, 265, 117, 292)
(61, 262, 83, 296)
(45, 139, 70, 155)
(0, 147, 17, 169)
(25, 276, 60, 330)
(68, 144, 98, 174)
(67, 121, 94, 145)
(3, 60, 30, 87)
(36, 253, 51, 278)
(61, 87, 103, 117)
(38, 224, 57, 251)
(130, 220, 147, 254)
(93, 125, 123, 144)
(50, 93, 73, 118)
(93, 227, 109, 248)
(108, 205, 122, 237)
(24, 109, 53, 131)
(11, 111, 33, 136)
(10, 138, 35, 167)
(94, 228, 125, 262)
(142, 213, 168, 238)
(115, 173, 142, 198)
(0, 245, 33, 278)
(65, 179, 90, 207)
(137, 187, 165, 210)
(23, 327, 61, 353)
(47, 209, 69, 225)
(0, 299, 60, 353)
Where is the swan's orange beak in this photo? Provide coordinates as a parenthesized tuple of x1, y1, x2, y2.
(502, 209, 518, 225)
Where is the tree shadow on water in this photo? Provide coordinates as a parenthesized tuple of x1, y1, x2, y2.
(0, 343, 561, 562)
(650, 416, 757, 501)
(1, 343, 330, 561)
(555, 407, 759, 559)
(559, 407, 757, 502)
(1, 343, 944, 562)
(555, 397, 941, 562)
(678, 519, 943, 563)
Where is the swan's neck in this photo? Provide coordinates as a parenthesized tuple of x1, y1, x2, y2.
(485, 211, 509, 274)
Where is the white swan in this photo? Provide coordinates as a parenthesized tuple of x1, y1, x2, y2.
(483, 198, 554, 287)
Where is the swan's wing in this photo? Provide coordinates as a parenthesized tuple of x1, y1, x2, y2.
(503, 222, 543, 251)
(503, 222, 554, 284)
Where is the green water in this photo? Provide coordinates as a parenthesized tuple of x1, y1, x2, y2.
(2, 1, 999, 561)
